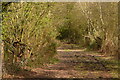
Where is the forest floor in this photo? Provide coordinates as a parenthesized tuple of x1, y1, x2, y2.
(3, 44, 119, 79)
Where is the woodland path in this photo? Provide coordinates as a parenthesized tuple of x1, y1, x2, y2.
(25, 44, 115, 79)
(5, 44, 118, 79)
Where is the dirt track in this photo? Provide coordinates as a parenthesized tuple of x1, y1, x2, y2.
(30, 48, 113, 78)
(3, 44, 118, 79)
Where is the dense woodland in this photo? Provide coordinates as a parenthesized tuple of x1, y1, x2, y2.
(2, 2, 119, 77)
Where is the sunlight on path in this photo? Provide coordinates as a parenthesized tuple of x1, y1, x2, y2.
(57, 49, 86, 52)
